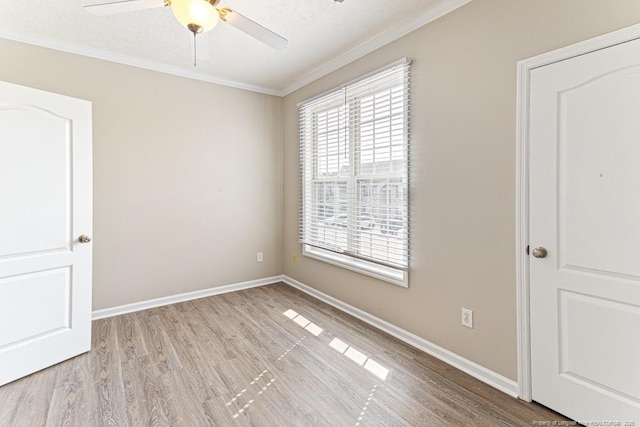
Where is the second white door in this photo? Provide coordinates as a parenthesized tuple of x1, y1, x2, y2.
(529, 37, 640, 421)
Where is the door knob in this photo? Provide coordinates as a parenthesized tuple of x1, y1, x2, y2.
(78, 235, 92, 244)
(532, 247, 547, 258)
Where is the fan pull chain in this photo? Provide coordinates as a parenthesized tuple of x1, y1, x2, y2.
(193, 31, 197, 67)
(187, 23, 203, 67)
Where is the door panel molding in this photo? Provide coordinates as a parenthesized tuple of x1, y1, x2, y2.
(0, 267, 72, 349)
(515, 22, 640, 402)
(557, 288, 640, 405)
(0, 104, 73, 258)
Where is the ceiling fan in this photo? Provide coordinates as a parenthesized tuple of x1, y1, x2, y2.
(85, 0, 288, 65)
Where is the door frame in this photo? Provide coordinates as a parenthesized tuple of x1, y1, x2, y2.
(515, 22, 640, 402)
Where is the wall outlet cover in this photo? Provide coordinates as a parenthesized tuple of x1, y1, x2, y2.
(462, 307, 473, 328)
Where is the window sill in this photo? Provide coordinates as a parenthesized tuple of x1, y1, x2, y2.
(302, 245, 408, 288)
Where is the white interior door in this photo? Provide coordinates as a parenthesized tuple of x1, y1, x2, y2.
(530, 38, 640, 421)
(0, 81, 92, 386)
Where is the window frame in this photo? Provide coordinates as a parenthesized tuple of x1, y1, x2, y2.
(299, 58, 411, 287)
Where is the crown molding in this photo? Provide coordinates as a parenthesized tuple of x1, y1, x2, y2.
(0, 0, 471, 97)
(0, 28, 281, 96)
(277, 0, 473, 96)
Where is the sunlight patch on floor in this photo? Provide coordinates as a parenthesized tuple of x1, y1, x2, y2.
(329, 337, 389, 380)
(355, 384, 378, 426)
(283, 309, 390, 381)
(276, 336, 307, 362)
(224, 369, 277, 419)
(283, 309, 324, 336)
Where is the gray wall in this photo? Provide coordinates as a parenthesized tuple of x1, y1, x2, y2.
(0, 38, 283, 310)
(282, 0, 640, 380)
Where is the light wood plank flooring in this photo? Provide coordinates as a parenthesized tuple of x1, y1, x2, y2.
(0, 283, 567, 426)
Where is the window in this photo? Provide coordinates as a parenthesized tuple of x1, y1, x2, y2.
(298, 58, 411, 286)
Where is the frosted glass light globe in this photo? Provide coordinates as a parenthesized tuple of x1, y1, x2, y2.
(171, 0, 220, 33)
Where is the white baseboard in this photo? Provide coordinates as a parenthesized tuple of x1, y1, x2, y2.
(281, 275, 519, 398)
(91, 275, 281, 320)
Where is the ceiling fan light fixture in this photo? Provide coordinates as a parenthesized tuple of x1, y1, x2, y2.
(171, 0, 220, 33)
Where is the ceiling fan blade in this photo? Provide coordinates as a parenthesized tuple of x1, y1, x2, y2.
(84, 0, 166, 16)
(221, 8, 288, 50)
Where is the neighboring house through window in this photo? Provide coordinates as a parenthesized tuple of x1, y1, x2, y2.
(298, 58, 411, 286)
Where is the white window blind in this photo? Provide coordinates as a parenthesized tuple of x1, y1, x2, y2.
(299, 58, 411, 278)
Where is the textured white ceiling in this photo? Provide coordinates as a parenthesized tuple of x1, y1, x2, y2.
(0, 0, 470, 95)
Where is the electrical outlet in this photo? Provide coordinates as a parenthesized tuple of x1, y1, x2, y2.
(462, 307, 473, 328)
(292, 253, 297, 263)
(257, 252, 263, 263)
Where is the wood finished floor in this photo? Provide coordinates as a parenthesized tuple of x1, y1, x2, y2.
(0, 283, 567, 426)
